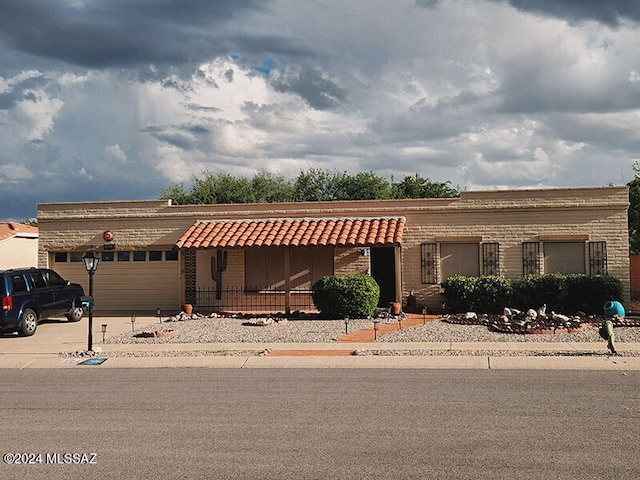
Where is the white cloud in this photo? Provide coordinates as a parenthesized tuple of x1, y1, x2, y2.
(104, 144, 128, 163)
(2, 0, 640, 220)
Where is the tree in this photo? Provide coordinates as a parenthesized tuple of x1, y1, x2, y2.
(336, 171, 392, 200)
(251, 170, 295, 203)
(391, 173, 459, 199)
(160, 169, 460, 205)
(628, 162, 640, 253)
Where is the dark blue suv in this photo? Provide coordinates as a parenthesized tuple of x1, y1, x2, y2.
(1, 268, 85, 336)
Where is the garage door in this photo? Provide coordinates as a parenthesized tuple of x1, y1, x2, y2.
(50, 249, 181, 312)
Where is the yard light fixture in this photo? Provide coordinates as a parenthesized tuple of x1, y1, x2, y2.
(373, 319, 379, 341)
(82, 251, 100, 352)
(156, 308, 162, 325)
(344, 316, 349, 334)
(130, 314, 136, 332)
(422, 307, 427, 325)
(101, 323, 107, 342)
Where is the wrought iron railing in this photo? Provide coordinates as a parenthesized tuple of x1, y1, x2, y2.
(195, 286, 317, 313)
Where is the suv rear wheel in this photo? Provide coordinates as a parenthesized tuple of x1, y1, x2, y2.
(19, 308, 38, 336)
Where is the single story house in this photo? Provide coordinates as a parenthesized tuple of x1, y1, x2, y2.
(36, 186, 630, 314)
(0, 222, 39, 270)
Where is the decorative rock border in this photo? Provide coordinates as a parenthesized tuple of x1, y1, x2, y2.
(134, 329, 176, 338)
(443, 312, 640, 335)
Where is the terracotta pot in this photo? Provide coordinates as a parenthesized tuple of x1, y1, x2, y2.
(390, 302, 401, 315)
(182, 303, 193, 314)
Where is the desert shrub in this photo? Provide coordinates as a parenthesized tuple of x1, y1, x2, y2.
(441, 275, 512, 314)
(563, 274, 623, 314)
(473, 276, 513, 313)
(443, 273, 623, 315)
(311, 274, 380, 318)
(511, 274, 567, 312)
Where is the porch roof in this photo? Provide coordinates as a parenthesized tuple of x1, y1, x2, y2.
(176, 217, 405, 249)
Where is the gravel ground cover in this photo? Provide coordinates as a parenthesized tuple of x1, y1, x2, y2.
(94, 313, 640, 358)
(103, 315, 375, 345)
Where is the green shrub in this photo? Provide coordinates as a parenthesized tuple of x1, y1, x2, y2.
(441, 275, 512, 313)
(563, 274, 623, 313)
(311, 274, 380, 318)
(443, 273, 624, 315)
(511, 274, 567, 312)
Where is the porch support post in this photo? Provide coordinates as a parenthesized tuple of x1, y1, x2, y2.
(394, 244, 402, 304)
(284, 248, 291, 315)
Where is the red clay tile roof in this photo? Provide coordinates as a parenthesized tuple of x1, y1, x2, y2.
(0, 222, 38, 242)
(176, 217, 405, 249)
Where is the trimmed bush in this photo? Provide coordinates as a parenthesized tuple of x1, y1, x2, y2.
(311, 274, 380, 319)
(511, 274, 567, 312)
(443, 274, 624, 315)
(441, 275, 512, 314)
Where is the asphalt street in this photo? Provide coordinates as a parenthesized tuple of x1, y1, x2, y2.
(1, 368, 639, 480)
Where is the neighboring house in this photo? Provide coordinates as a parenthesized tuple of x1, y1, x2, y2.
(36, 186, 630, 313)
(0, 223, 39, 270)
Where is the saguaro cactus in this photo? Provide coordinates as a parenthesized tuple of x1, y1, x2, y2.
(211, 249, 228, 300)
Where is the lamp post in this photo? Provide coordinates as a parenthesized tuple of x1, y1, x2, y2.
(131, 314, 136, 332)
(373, 319, 379, 340)
(422, 307, 427, 325)
(344, 317, 349, 334)
(101, 323, 107, 342)
(82, 251, 100, 352)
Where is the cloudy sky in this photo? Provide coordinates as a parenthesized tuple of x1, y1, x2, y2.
(1, 0, 640, 221)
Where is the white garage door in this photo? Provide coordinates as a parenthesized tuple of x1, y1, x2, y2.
(50, 249, 181, 312)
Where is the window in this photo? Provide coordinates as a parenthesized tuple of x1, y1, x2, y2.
(117, 251, 131, 262)
(482, 243, 499, 276)
(70, 252, 83, 263)
(149, 251, 163, 261)
(440, 243, 479, 280)
(43, 270, 66, 287)
(101, 251, 114, 262)
(54, 252, 67, 263)
(420, 243, 438, 284)
(544, 242, 585, 274)
(12, 275, 28, 293)
(522, 242, 540, 275)
(27, 272, 46, 289)
(165, 249, 178, 261)
(133, 251, 146, 262)
(588, 241, 607, 276)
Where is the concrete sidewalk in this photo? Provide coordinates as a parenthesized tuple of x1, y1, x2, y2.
(1, 315, 639, 370)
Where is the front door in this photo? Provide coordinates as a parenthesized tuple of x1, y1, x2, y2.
(370, 246, 396, 307)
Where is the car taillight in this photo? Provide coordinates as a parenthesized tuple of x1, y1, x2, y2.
(2, 296, 12, 311)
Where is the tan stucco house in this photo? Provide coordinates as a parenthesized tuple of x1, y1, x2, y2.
(36, 186, 630, 314)
(0, 223, 39, 269)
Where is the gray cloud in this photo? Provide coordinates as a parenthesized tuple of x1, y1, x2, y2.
(1, 0, 640, 221)
(272, 66, 347, 110)
(0, 0, 303, 70)
(503, 0, 640, 26)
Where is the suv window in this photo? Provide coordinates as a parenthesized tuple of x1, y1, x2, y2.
(43, 270, 66, 287)
(12, 274, 28, 293)
(26, 272, 47, 290)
